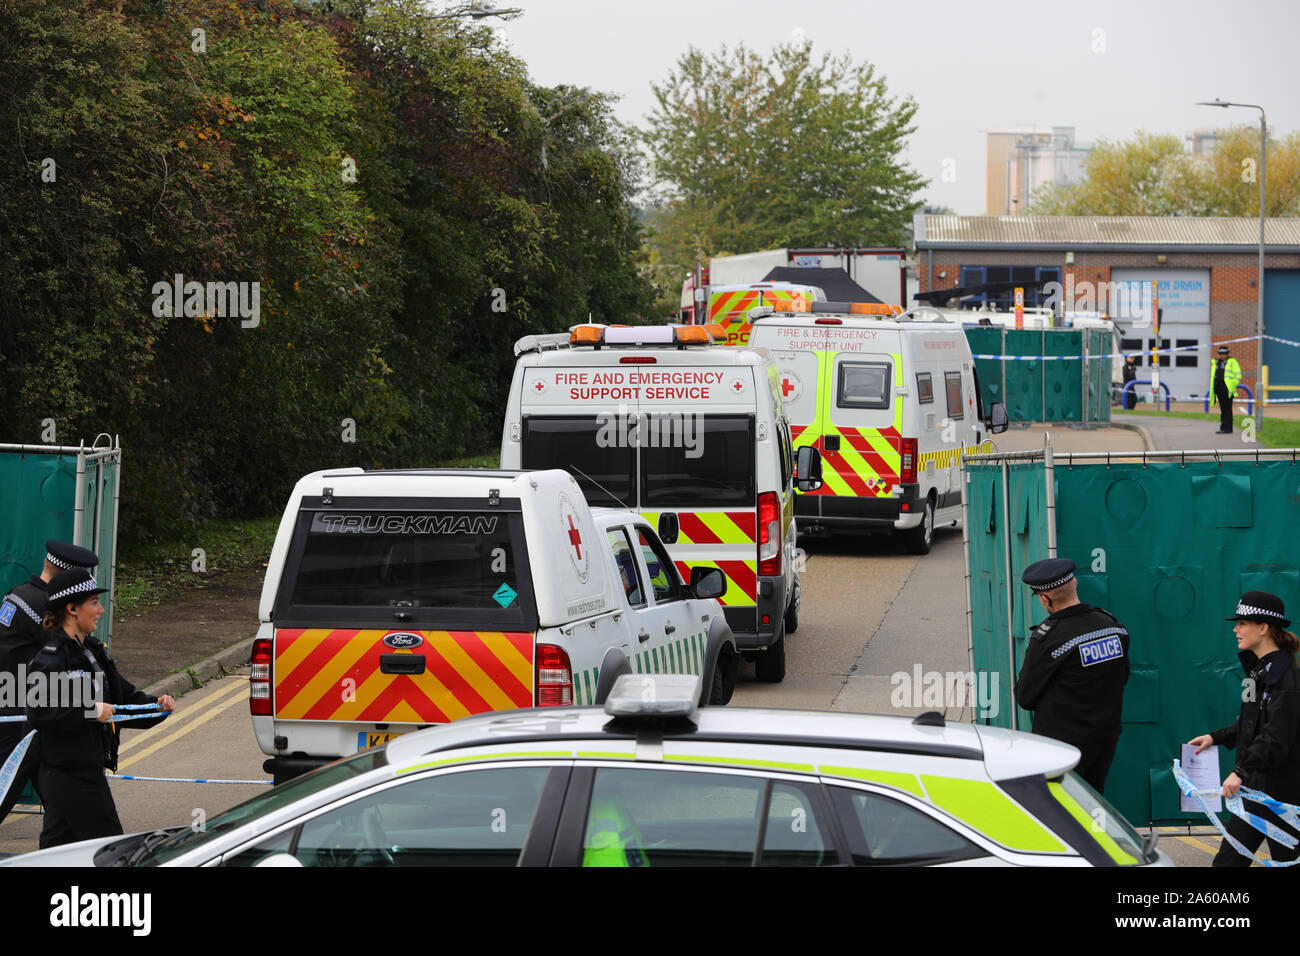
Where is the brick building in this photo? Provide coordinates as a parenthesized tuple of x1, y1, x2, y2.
(913, 215, 1300, 400)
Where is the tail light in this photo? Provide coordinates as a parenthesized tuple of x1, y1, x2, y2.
(900, 438, 918, 484)
(250, 637, 272, 717)
(536, 643, 573, 707)
(758, 491, 781, 576)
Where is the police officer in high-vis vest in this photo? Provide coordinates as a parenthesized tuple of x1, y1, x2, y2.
(1211, 344, 1242, 435)
(0, 541, 99, 823)
(1013, 558, 1130, 792)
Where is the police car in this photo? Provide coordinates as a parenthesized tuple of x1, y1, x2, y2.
(1, 675, 1169, 866)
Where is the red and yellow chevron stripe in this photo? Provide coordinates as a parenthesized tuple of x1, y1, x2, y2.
(673, 559, 758, 606)
(707, 288, 815, 346)
(274, 629, 534, 723)
(642, 510, 756, 545)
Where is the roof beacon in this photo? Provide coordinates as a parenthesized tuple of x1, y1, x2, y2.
(604, 674, 701, 719)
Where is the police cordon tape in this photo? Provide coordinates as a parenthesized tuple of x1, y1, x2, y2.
(970, 332, 1300, 362)
(1173, 759, 1300, 867)
(0, 704, 177, 809)
(105, 774, 271, 786)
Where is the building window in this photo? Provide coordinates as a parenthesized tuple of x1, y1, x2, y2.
(959, 266, 1061, 311)
(1175, 339, 1199, 368)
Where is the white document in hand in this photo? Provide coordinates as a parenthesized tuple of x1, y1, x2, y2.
(1181, 743, 1223, 813)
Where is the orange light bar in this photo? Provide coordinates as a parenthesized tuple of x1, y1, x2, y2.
(703, 323, 727, 342)
(673, 326, 712, 345)
(570, 325, 604, 345)
(772, 299, 812, 313)
(810, 301, 904, 316)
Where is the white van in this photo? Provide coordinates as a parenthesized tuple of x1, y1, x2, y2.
(748, 303, 1007, 553)
(501, 324, 822, 682)
(250, 467, 737, 782)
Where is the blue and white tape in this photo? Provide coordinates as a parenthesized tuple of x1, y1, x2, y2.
(971, 333, 1272, 363)
(106, 774, 271, 786)
(0, 730, 35, 809)
(1173, 759, 1300, 866)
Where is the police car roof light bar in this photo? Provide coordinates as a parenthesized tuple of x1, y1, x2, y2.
(604, 674, 701, 719)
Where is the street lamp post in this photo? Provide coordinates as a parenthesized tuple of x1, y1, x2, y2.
(1197, 99, 1266, 435)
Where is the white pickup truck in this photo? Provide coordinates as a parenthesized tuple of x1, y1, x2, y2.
(250, 468, 738, 782)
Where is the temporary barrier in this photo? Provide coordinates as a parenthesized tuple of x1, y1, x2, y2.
(964, 327, 1113, 423)
(0, 436, 121, 646)
(963, 442, 1300, 827)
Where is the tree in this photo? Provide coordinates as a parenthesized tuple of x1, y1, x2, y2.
(642, 41, 927, 278)
(1030, 128, 1300, 217)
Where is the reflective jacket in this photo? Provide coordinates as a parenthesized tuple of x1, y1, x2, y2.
(1211, 649, 1300, 803)
(1211, 357, 1242, 394)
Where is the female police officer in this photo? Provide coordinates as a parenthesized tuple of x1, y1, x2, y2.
(1188, 590, 1300, 867)
(24, 568, 176, 848)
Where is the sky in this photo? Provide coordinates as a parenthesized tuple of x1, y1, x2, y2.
(491, 0, 1300, 215)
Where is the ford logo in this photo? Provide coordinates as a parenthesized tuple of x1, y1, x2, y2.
(383, 632, 424, 650)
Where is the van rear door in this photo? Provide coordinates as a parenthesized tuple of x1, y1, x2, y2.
(271, 500, 538, 748)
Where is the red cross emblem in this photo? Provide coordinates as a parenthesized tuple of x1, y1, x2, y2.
(567, 515, 582, 560)
(731, 379, 745, 393)
(782, 378, 795, 397)
(532, 379, 546, 394)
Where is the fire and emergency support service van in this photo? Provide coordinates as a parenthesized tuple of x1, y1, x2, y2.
(748, 303, 1008, 554)
(251, 467, 738, 783)
(501, 324, 823, 683)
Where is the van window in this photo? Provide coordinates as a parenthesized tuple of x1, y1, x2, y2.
(640, 416, 755, 507)
(916, 372, 934, 404)
(275, 506, 537, 628)
(521, 416, 634, 507)
(944, 371, 964, 421)
(837, 363, 890, 410)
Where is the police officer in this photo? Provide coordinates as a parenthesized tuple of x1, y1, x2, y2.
(1013, 558, 1130, 791)
(0, 541, 99, 823)
(1211, 344, 1242, 435)
(25, 568, 175, 848)
(1188, 591, 1300, 867)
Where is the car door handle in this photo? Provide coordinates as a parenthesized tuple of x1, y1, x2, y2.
(639, 630, 651, 643)
(664, 622, 676, 635)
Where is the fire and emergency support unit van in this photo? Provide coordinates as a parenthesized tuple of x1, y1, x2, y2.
(251, 467, 738, 782)
(501, 324, 822, 683)
(748, 303, 1007, 554)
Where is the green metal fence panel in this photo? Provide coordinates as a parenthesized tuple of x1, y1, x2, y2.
(1002, 330, 1045, 422)
(963, 328, 1112, 423)
(1042, 330, 1082, 422)
(967, 328, 1004, 416)
(0, 443, 121, 645)
(966, 458, 1051, 729)
(0, 452, 79, 594)
(968, 452, 1300, 826)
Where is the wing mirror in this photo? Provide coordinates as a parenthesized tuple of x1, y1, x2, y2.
(690, 566, 727, 600)
(795, 446, 823, 492)
(987, 402, 1009, 434)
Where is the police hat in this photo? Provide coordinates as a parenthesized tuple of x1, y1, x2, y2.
(1226, 590, 1289, 628)
(1217, 345, 1230, 355)
(45, 540, 99, 571)
(1022, 558, 1075, 592)
(45, 568, 108, 611)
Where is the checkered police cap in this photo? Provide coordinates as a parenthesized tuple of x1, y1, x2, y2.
(45, 569, 108, 607)
(1227, 590, 1290, 628)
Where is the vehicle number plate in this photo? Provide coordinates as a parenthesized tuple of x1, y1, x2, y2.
(357, 732, 402, 751)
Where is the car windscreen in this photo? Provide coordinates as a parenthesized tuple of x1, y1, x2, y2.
(521, 416, 634, 507)
(640, 415, 755, 507)
(273, 501, 538, 628)
(134, 750, 388, 866)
